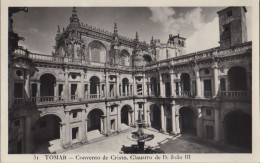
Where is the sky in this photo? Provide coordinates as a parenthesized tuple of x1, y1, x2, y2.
(12, 7, 252, 55)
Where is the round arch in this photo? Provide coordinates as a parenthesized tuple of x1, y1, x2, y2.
(150, 104, 161, 130)
(180, 73, 191, 92)
(89, 76, 100, 96)
(121, 105, 133, 126)
(39, 73, 57, 101)
(120, 49, 131, 66)
(227, 66, 247, 91)
(224, 110, 251, 149)
(32, 114, 62, 153)
(178, 106, 197, 134)
(87, 108, 104, 132)
(88, 40, 107, 63)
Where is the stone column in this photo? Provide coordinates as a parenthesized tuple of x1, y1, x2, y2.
(143, 102, 147, 125)
(80, 72, 84, 99)
(195, 67, 202, 98)
(106, 106, 111, 135)
(214, 108, 220, 142)
(143, 76, 147, 96)
(197, 105, 203, 138)
(170, 72, 176, 97)
(160, 104, 166, 132)
(64, 111, 71, 147)
(117, 106, 121, 131)
(128, 112, 131, 125)
(133, 102, 138, 126)
(25, 117, 31, 153)
(171, 104, 177, 134)
(61, 123, 66, 146)
(106, 75, 109, 97)
(24, 70, 30, 101)
(147, 109, 151, 127)
(54, 84, 57, 101)
(175, 113, 180, 134)
(81, 109, 87, 142)
(212, 63, 219, 97)
(133, 76, 136, 95)
(178, 81, 182, 96)
(37, 83, 41, 102)
(116, 75, 120, 97)
(159, 73, 163, 97)
(64, 70, 69, 101)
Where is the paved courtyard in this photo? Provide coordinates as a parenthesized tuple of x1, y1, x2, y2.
(62, 127, 239, 154)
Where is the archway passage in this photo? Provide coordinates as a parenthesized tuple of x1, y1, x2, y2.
(89, 76, 100, 96)
(179, 107, 196, 134)
(150, 104, 161, 130)
(225, 110, 252, 149)
(40, 73, 56, 101)
(33, 114, 61, 153)
(228, 66, 247, 91)
(121, 105, 132, 125)
(180, 73, 191, 92)
(87, 109, 104, 132)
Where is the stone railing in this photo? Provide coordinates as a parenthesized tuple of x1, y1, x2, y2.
(220, 91, 248, 97)
(13, 46, 29, 57)
(204, 91, 213, 98)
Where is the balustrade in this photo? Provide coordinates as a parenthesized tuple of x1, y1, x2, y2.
(14, 98, 23, 104)
(180, 91, 191, 97)
(204, 91, 212, 98)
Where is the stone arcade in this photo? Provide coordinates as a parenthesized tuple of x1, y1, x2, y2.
(8, 7, 252, 153)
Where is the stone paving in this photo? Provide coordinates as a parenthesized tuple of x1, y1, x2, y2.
(62, 127, 238, 154)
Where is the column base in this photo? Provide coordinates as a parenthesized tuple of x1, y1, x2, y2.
(160, 129, 166, 133)
(170, 131, 177, 135)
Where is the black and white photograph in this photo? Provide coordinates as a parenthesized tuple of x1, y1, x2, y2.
(1, 0, 259, 162)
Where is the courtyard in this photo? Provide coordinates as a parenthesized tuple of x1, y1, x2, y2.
(61, 127, 244, 154)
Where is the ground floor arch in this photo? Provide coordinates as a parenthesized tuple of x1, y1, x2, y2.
(32, 114, 61, 153)
(224, 110, 252, 149)
(121, 105, 132, 126)
(179, 107, 196, 135)
(150, 104, 161, 130)
(87, 108, 104, 132)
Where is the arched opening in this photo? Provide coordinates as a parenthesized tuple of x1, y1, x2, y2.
(88, 41, 106, 63)
(122, 78, 129, 96)
(179, 107, 196, 135)
(224, 110, 251, 149)
(87, 109, 104, 132)
(150, 77, 157, 96)
(150, 104, 161, 130)
(33, 114, 61, 153)
(121, 105, 132, 126)
(120, 50, 130, 66)
(228, 66, 247, 91)
(180, 73, 191, 96)
(40, 73, 56, 101)
(143, 54, 152, 64)
(89, 76, 100, 98)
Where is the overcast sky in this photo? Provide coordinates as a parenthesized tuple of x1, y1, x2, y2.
(12, 7, 252, 55)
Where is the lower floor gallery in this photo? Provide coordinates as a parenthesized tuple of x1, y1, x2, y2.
(8, 99, 252, 154)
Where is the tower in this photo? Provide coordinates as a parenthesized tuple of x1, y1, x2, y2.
(217, 7, 248, 48)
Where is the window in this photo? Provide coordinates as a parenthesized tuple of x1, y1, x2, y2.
(227, 10, 232, 17)
(139, 103, 142, 108)
(72, 112, 77, 118)
(16, 70, 22, 77)
(120, 56, 126, 65)
(206, 109, 211, 116)
(14, 83, 23, 98)
(72, 127, 79, 140)
(204, 69, 210, 75)
(71, 74, 77, 79)
(206, 125, 214, 140)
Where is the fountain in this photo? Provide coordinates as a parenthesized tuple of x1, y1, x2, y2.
(126, 107, 154, 153)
